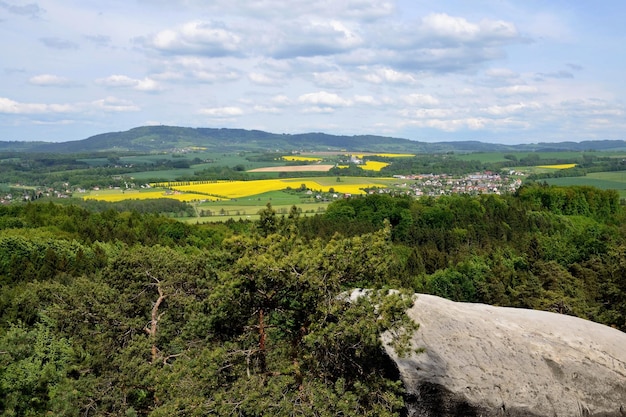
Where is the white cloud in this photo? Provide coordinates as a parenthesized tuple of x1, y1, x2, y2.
(271, 95, 292, 106)
(417, 13, 519, 45)
(198, 106, 244, 117)
(313, 72, 353, 89)
(298, 91, 352, 107)
(248, 72, 281, 86)
(146, 20, 242, 56)
(496, 85, 538, 95)
(91, 97, 140, 112)
(485, 68, 519, 79)
(354, 95, 378, 105)
(96, 75, 161, 92)
(0, 96, 141, 115)
(483, 102, 542, 116)
(29, 74, 72, 87)
(301, 106, 335, 113)
(0, 97, 76, 114)
(363, 67, 418, 85)
(270, 19, 363, 59)
(253, 105, 281, 113)
(152, 57, 241, 84)
(402, 93, 439, 106)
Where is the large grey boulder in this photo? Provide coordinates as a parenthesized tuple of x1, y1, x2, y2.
(384, 294, 626, 417)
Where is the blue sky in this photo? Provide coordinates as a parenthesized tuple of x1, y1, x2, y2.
(1, 0, 625, 144)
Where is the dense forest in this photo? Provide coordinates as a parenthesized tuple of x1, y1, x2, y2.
(1, 183, 626, 416)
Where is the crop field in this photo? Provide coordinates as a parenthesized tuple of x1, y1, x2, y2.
(83, 177, 396, 205)
(361, 161, 389, 171)
(167, 177, 395, 199)
(544, 171, 626, 198)
(82, 189, 217, 202)
(282, 156, 323, 162)
(351, 153, 414, 158)
(456, 151, 599, 164)
(536, 164, 577, 169)
(248, 165, 334, 172)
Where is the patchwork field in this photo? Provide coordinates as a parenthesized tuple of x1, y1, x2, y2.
(83, 177, 397, 203)
(167, 177, 394, 198)
(248, 165, 335, 172)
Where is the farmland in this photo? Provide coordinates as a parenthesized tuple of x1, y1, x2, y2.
(6, 141, 626, 218)
(80, 176, 399, 221)
(545, 171, 626, 198)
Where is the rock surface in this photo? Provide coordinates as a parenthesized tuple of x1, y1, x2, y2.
(383, 294, 626, 417)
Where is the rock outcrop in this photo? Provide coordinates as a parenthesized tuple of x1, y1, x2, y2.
(383, 294, 626, 417)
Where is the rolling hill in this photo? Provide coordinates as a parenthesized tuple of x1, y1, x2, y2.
(2, 125, 626, 154)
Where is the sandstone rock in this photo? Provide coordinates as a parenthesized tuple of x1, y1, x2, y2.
(383, 294, 626, 417)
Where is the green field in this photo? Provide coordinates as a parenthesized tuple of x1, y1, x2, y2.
(456, 150, 626, 164)
(545, 171, 626, 198)
(183, 190, 331, 223)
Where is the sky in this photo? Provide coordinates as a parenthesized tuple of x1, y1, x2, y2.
(1, 0, 625, 144)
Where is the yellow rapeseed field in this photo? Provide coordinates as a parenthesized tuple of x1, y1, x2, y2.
(170, 178, 390, 198)
(336, 162, 389, 171)
(350, 153, 414, 158)
(84, 190, 217, 202)
(84, 178, 394, 202)
(373, 153, 415, 158)
(361, 161, 389, 171)
(282, 156, 323, 162)
(537, 164, 577, 169)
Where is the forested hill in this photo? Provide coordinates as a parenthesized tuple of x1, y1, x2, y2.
(2, 125, 626, 153)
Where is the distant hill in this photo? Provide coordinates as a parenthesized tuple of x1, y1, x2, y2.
(2, 126, 626, 154)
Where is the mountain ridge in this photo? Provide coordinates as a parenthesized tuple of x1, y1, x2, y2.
(2, 125, 625, 154)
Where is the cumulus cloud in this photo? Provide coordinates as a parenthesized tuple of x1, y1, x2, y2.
(152, 57, 241, 83)
(363, 67, 418, 84)
(270, 19, 363, 59)
(495, 85, 538, 95)
(483, 102, 542, 116)
(198, 106, 244, 117)
(353, 95, 379, 105)
(178, 0, 394, 21)
(271, 95, 292, 106)
(312, 72, 353, 89)
(298, 91, 352, 107)
(419, 13, 519, 45)
(29, 74, 72, 87)
(485, 68, 519, 79)
(248, 72, 282, 86)
(91, 97, 140, 112)
(402, 93, 439, 106)
(301, 106, 336, 114)
(144, 20, 242, 56)
(0, 96, 141, 115)
(96, 75, 161, 92)
(0, 97, 76, 114)
(253, 105, 281, 113)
